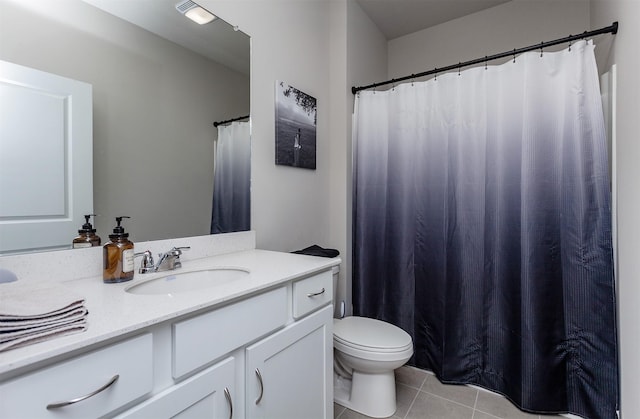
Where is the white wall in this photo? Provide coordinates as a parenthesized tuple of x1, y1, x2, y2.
(328, 0, 349, 315)
(340, 1, 388, 315)
(204, 0, 333, 253)
(388, 0, 590, 80)
(203, 0, 387, 315)
(590, 2, 640, 417)
(0, 0, 249, 243)
(347, 1, 389, 91)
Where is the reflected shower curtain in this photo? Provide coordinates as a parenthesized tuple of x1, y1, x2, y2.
(211, 121, 250, 233)
(353, 41, 618, 419)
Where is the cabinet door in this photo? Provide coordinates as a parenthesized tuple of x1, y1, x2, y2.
(246, 305, 332, 419)
(117, 357, 235, 419)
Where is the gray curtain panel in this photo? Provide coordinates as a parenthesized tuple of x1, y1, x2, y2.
(353, 41, 618, 419)
(211, 121, 251, 234)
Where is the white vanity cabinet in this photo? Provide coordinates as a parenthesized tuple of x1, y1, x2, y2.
(133, 269, 333, 419)
(0, 265, 335, 419)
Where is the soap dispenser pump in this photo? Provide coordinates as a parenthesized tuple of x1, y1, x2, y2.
(103, 216, 134, 283)
(72, 214, 101, 248)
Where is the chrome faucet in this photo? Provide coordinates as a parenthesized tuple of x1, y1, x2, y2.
(155, 246, 190, 272)
(135, 246, 191, 274)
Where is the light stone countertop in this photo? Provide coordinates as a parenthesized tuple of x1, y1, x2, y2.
(0, 249, 340, 378)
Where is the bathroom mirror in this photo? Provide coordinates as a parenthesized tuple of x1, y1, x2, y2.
(0, 0, 250, 254)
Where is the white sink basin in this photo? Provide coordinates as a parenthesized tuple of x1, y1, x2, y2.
(125, 268, 249, 295)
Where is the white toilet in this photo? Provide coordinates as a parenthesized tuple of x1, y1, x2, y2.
(332, 267, 414, 418)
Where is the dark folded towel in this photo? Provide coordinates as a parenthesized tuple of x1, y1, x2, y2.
(292, 245, 340, 258)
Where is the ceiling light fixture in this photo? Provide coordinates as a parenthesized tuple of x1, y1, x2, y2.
(175, 0, 216, 25)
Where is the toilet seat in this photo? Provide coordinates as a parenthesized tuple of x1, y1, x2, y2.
(333, 317, 413, 361)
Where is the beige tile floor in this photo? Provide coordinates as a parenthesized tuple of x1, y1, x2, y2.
(334, 365, 567, 419)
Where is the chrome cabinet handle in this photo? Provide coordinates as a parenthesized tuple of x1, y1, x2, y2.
(224, 387, 233, 419)
(46, 374, 119, 410)
(255, 368, 264, 404)
(307, 288, 325, 298)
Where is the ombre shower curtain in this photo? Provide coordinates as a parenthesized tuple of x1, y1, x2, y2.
(353, 41, 618, 419)
(211, 121, 250, 233)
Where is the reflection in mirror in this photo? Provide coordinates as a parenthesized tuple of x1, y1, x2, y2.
(0, 0, 250, 254)
(212, 116, 251, 234)
(0, 59, 94, 254)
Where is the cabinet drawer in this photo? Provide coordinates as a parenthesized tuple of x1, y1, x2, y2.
(173, 286, 287, 378)
(292, 270, 332, 319)
(0, 333, 153, 419)
(116, 357, 235, 419)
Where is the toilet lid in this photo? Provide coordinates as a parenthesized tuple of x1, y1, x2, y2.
(333, 316, 412, 351)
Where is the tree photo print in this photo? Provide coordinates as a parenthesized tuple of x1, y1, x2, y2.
(275, 81, 317, 170)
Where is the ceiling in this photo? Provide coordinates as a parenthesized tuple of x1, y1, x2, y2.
(81, 0, 250, 74)
(78, 0, 512, 70)
(356, 0, 512, 40)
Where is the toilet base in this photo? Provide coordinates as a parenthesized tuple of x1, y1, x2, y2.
(333, 370, 397, 418)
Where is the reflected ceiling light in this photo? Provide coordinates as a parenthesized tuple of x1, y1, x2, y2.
(175, 0, 216, 25)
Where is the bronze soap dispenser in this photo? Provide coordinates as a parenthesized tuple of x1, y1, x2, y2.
(72, 214, 101, 248)
(103, 216, 134, 283)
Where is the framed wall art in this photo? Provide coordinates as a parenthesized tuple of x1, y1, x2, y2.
(275, 81, 317, 169)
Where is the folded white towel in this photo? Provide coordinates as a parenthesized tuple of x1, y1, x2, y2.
(0, 319, 87, 352)
(0, 284, 88, 352)
(0, 316, 87, 343)
(0, 285, 85, 318)
(0, 305, 88, 333)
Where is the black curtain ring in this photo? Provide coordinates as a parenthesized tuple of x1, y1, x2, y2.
(513, 49, 516, 63)
(485, 56, 488, 70)
(540, 42, 544, 57)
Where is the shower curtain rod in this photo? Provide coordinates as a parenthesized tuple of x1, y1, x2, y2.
(213, 114, 250, 127)
(351, 21, 618, 94)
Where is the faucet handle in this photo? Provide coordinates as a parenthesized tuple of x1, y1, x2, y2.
(171, 246, 190, 269)
(172, 246, 191, 255)
(134, 250, 155, 274)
